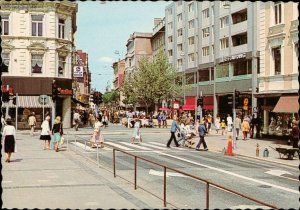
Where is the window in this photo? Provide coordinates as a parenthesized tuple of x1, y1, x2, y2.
(274, 2, 282, 25)
(58, 56, 66, 75)
(233, 60, 252, 76)
(168, 36, 173, 43)
(220, 38, 229, 49)
(58, 18, 65, 39)
(177, 59, 183, 67)
(188, 36, 195, 45)
(177, 44, 183, 52)
(220, 16, 229, 28)
(1, 52, 9, 72)
(31, 54, 43, 73)
(188, 53, 195, 62)
(32, 15, 43, 36)
(186, 72, 195, 84)
(232, 33, 247, 46)
(188, 19, 194, 29)
(188, 3, 194, 12)
(272, 47, 281, 75)
(232, 9, 247, 24)
(202, 27, 210, 38)
(177, 28, 183, 37)
(177, 13, 182, 22)
(202, 8, 209, 19)
(1, 15, 9, 35)
(198, 69, 210, 82)
(168, 50, 173, 57)
(168, 22, 173, 30)
(202, 46, 209, 56)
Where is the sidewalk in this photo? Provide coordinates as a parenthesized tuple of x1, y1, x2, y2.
(2, 132, 164, 209)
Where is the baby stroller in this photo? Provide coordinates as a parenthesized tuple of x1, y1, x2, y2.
(177, 130, 187, 146)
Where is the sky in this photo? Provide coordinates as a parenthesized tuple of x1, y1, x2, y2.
(76, 1, 170, 93)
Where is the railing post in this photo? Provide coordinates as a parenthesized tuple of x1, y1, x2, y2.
(96, 144, 99, 167)
(66, 131, 69, 150)
(164, 167, 167, 207)
(84, 140, 87, 151)
(134, 156, 137, 190)
(74, 135, 77, 152)
(206, 182, 209, 209)
(113, 149, 116, 178)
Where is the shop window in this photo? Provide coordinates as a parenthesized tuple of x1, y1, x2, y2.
(58, 56, 66, 75)
(272, 46, 281, 75)
(58, 18, 65, 39)
(177, 28, 183, 37)
(233, 60, 252, 76)
(216, 63, 229, 78)
(31, 15, 43, 36)
(231, 9, 247, 24)
(1, 52, 9, 72)
(232, 32, 247, 46)
(198, 68, 210, 82)
(1, 15, 9, 35)
(31, 54, 43, 73)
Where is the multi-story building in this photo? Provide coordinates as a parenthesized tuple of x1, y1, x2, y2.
(165, 1, 260, 121)
(151, 17, 166, 58)
(112, 59, 126, 108)
(257, 2, 299, 136)
(1, 1, 77, 128)
(72, 50, 91, 110)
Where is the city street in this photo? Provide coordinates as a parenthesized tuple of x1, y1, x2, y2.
(66, 124, 298, 209)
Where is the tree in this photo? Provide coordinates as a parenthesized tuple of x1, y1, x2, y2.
(122, 48, 184, 113)
(102, 89, 119, 107)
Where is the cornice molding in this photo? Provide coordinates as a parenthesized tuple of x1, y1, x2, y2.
(27, 41, 47, 54)
(1, 40, 15, 53)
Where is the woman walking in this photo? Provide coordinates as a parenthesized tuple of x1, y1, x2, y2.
(131, 118, 142, 144)
(241, 118, 250, 140)
(51, 116, 63, 152)
(91, 117, 104, 148)
(2, 119, 16, 163)
(40, 115, 51, 150)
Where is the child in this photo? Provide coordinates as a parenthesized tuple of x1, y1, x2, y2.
(221, 119, 226, 135)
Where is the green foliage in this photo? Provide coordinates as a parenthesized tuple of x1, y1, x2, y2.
(102, 89, 119, 106)
(122, 48, 183, 112)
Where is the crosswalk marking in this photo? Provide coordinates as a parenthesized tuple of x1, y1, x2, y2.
(104, 142, 134, 151)
(71, 142, 96, 151)
(140, 143, 169, 150)
(150, 142, 187, 151)
(120, 142, 152, 150)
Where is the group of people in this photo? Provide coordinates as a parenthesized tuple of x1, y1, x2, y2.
(72, 109, 109, 131)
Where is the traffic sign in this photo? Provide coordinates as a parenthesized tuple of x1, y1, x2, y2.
(38, 95, 49, 105)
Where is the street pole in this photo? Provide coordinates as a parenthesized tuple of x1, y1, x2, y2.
(194, 71, 198, 122)
(5, 85, 9, 119)
(233, 89, 237, 150)
(42, 97, 45, 121)
(15, 93, 18, 130)
(200, 91, 203, 121)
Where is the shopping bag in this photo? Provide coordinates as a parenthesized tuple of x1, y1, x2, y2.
(59, 136, 65, 145)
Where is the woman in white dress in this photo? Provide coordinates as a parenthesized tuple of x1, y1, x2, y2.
(40, 115, 51, 150)
(131, 118, 142, 144)
(91, 117, 104, 148)
(2, 119, 16, 163)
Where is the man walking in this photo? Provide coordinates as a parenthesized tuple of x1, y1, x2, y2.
(166, 117, 180, 148)
(195, 121, 208, 151)
(28, 112, 37, 136)
(235, 115, 242, 140)
(73, 110, 80, 131)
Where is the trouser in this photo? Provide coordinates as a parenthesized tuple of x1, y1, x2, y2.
(196, 136, 207, 149)
(162, 120, 167, 128)
(167, 132, 179, 147)
(236, 128, 240, 138)
(243, 131, 247, 140)
(30, 125, 35, 135)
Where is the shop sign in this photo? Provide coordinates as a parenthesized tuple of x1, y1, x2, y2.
(173, 102, 179, 109)
(73, 66, 84, 77)
(222, 53, 246, 63)
(38, 95, 49, 105)
(58, 88, 73, 96)
(1, 85, 13, 94)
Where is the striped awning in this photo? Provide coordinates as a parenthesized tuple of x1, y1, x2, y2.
(2, 96, 54, 108)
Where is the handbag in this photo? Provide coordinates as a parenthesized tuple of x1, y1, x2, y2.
(59, 136, 65, 145)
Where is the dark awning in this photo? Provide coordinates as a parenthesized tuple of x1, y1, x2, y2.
(272, 96, 298, 113)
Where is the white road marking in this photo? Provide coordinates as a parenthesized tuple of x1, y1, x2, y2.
(154, 151, 299, 195)
(37, 179, 49, 182)
(120, 142, 152, 150)
(104, 142, 134, 151)
(149, 169, 187, 177)
(2, 181, 12, 183)
(150, 142, 187, 150)
(141, 143, 169, 150)
(265, 169, 298, 182)
(71, 142, 96, 151)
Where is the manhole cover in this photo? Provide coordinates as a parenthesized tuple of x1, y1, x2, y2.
(258, 185, 272, 188)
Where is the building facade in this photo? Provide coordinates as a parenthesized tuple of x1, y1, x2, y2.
(112, 59, 126, 108)
(257, 2, 299, 136)
(151, 17, 166, 58)
(165, 1, 260, 121)
(1, 1, 77, 128)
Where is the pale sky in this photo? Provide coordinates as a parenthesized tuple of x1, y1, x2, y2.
(76, 1, 170, 93)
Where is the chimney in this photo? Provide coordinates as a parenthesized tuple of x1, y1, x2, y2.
(154, 18, 162, 27)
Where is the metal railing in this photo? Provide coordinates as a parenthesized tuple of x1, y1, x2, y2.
(65, 133, 278, 209)
(112, 147, 278, 209)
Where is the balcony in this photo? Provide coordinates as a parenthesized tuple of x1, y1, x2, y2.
(290, 19, 299, 34)
(268, 24, 285, 39)
(231, 20, 247, 36)
(231, 44, 248, 55)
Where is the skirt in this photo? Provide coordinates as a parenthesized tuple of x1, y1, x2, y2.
(4, 135, 15, 153)
(40, 135, 51, 140)
(52, 133, 61, 142)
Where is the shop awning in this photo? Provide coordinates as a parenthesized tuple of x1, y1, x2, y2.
(159, 107, 170, 111)
(2, 96, 54, 108)
(182, 96, 196, 111)
(182, 105, 195, 110)
(272, 96, 298, 113)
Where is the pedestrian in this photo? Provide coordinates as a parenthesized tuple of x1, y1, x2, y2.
(2, 119, 16, 163)
(166, 117, 180, 148)
(28, 112, 37, 136)
(290, 120, 299, 149)
(102, 112, 109, 128)
(241, 118, 250, 140)
(91, 117, 104, 148)
(51, 116, 63, 152)
(1, 116, 7, 133)
(227, 114, 233, 132)
(40, 115, 51, 150)
(89, 112, 95, 128)
(235, 115, 242, 140)
(73, 110, 80, 131)
(195, 120, 208, 151)
(207, 113, 212, 133)
(157, 112, 162, 128)
(131, 118, 142, 144)
(215, 116, 221, 134)
(221, 119, 226, 135)
(162, 112, 167, 128)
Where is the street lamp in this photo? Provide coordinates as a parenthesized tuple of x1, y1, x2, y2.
(180, 52, 186, 104)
